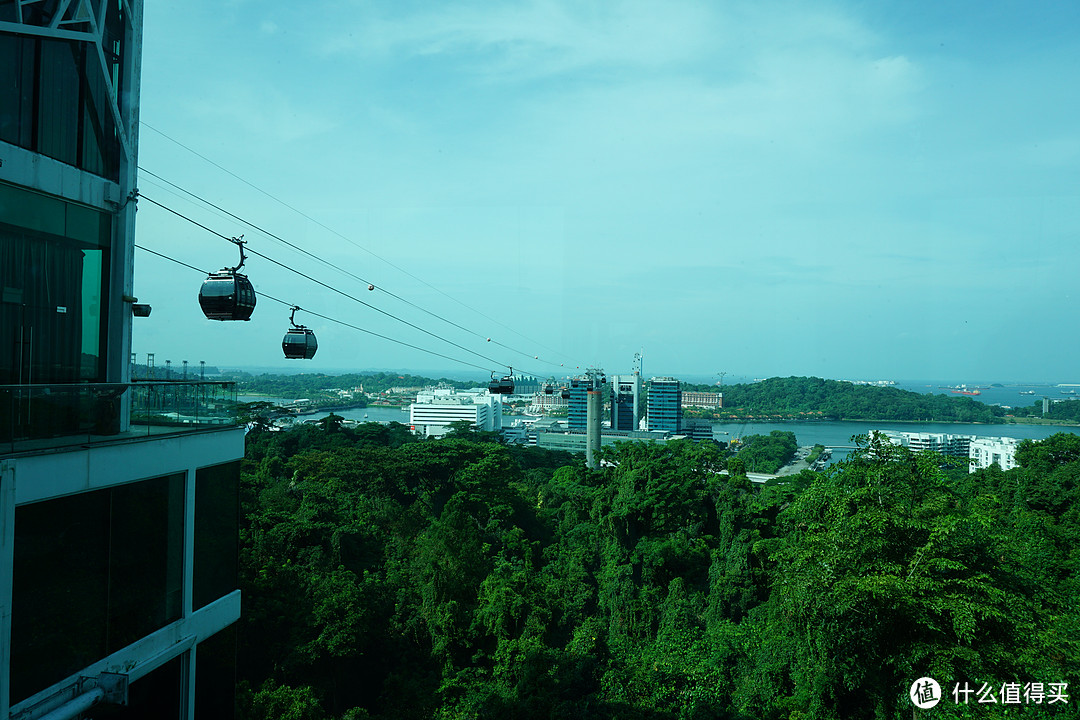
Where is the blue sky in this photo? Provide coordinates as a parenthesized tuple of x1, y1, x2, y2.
(131, 1, 1080, 383)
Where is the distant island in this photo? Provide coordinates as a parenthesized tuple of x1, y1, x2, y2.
(682, 376, 1080, 425)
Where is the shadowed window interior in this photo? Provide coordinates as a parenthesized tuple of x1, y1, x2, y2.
(194, 460, 240, 610)
(10, 472, 184, 704)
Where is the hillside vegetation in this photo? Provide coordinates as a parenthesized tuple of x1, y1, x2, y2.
(686, 376, 1006, 423)
(231, 420, 1080, 719)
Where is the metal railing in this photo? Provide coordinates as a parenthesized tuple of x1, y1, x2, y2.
(0, 381, 239, 455)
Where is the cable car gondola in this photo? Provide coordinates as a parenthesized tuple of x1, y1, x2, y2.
(199, 237, 256, 321)
(560, 386, 570, 400)
(488, 369, 515, 395)
(282, 306, 318, 359)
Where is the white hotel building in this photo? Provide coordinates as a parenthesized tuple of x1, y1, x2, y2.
(409, 387, 503, 438)
(969, 436, 1020, 472)
(876, 431, 1020, 473)
(1, 4, 243, 718)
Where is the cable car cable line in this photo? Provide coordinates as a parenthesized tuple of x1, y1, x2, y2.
(137, 192, 516, 370)
(133, 244, 499, 373)
(138, 121, 578, 365)
(138, 167, 567, 370)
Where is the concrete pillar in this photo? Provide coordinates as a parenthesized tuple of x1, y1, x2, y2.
(586, 389, 601, 469)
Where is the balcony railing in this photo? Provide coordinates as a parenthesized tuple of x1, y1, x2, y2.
(0, 381, 239, 455)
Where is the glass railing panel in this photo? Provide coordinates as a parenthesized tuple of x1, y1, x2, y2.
(0, 381, 238, 455)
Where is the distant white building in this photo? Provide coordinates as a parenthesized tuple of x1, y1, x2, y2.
(877, 431, 974, 457)
(969, 436, 1020, 473)
(875, 430, 1021, 474)
(409, 387, 503, 437)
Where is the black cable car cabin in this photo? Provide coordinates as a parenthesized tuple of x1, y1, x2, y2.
(283, 327, 317, 359)
(199, 237, 256, 321)
(199, 271, 256, 320)
(560, 387, 570, 399)
(488, 371, 515, 395)
(282, 306, 317, 359)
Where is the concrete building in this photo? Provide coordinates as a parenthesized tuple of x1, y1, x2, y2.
(877, 431, 974, 458)
(647, 377, 682, 433)
(1, 5, 244, 718)
(878, 431, 1021, 473)
(529, 391, 567, 415)
(969, 436, 1020, 473)
(409, 386, 502, 437)
(610, 373, 643, 431)
(681, 418, 716, 442)
(682, 391, 722, 409)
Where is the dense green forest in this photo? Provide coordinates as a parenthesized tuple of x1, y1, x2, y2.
(233, 420, 1080, 718)
(734, 431, 798, 474)
(685, 376, 1009, 423)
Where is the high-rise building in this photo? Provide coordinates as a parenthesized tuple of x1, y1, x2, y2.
(567, 377, 590, 430)
(1, 6, 244, 718)
(610, 373, 643, 431)
(647, 377, 682, 433)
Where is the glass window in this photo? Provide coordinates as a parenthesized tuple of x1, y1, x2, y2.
(0, 183, 111, 388)
(195, 624, 237, 720)
(107, 473, 186, 651)
(0, 31, 125, 180)
(194, 461, 240, 610)
(10, 489, 110, 705)
(36, 39, 81, 167)
(10, 473, 186, 705)
(0, 34, 35, 146)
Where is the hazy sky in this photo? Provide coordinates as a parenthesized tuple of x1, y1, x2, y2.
(132, 1, 1080, 382)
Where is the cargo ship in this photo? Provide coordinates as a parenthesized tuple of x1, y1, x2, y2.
(951, 386, 982, 396)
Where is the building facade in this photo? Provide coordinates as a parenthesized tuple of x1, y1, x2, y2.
(877, 431, 974, 458)
(567, 377, 590, 430)
(969, 436, 1020, 473)
(647, 377, 682, 433)
(682, 391, 722, 409)
(409, 386, 502, 437)
(610, 373, 643, 431)
(1, 5, 243, 718)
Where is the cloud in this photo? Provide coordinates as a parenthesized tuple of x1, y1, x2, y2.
(322, 0, 718, 78)
(186, 82, 339, 143)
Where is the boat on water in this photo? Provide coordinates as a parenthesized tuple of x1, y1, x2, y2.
(951, 386, 982, 396)
(1019, 390, 1036, 395)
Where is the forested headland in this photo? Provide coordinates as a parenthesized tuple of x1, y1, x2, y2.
(231, 419, 1080, 719)
(684, 376, 1012, 423)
